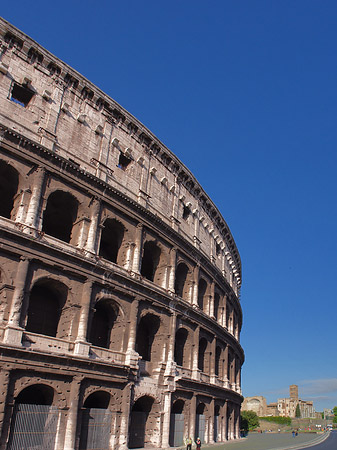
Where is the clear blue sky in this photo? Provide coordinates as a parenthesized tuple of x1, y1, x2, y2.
(2, 1, 337, 411)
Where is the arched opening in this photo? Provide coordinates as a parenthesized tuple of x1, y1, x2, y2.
(8, 385, 58, 450)
(174, 263, 188, 299)
(16, 384, 54, 406)
(215, 346, 221, 376)
(0, 160, 19, 219)
(169, 400, 185, 447)
(195, 403, 206, 442)
(214, 405, 220, 442)
(174, 328, 188, 367)
(198, 278, 207, 310)
(42, 190, 78, 243)
(129, 396, 155, 449)
(135, 314, 160, 361)
(140, 241, 161, 282)
(89, 299, 118, 349)
(214, 293, 220, 320)
(99, 218, 125, 264)
(26, 281, 67, 337)
(198, 337, 207, 372)
(80, 391, 112, 450)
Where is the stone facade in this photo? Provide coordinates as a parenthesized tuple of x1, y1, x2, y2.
(0, 18, 244, 450)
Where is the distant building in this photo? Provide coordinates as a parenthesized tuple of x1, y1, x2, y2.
(243, 385, 315, 419)
(278, 385, 315, 418)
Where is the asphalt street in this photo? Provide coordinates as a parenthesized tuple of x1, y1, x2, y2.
(301, 431, 337, 450)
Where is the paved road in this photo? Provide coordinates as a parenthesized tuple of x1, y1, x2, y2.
(301, 430, 337, 450)
(199, 431, 329, 450)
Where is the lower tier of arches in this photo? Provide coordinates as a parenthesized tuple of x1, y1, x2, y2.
(0, 367, 242, 450)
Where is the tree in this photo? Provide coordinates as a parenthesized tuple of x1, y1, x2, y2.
(295, 404, 301, 418)
(241, 410, 259, 431)
(333, 406, 337, 423)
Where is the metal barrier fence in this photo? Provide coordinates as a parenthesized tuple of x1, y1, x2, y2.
(79, 408, 112, 450)
(7, 403, 59, 450)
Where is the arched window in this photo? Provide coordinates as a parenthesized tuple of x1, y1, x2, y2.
(174, 263, 188, 299)
(42, 190, 78, 243)
(99, 218, 124, 264)
(198, 278, 207, 310)
(174, 328, 188, 366)
(136, 314, 160, 361)
(140, 241, 161, 282)
(0, 160, 19, 219)
(26, 281, 67, 337)
(89, 299, 118, 349)
(198, 337, 207, 372)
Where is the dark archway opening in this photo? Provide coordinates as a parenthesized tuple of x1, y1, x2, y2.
(195, 403, 206, 442)
(89, 300, 118, 349)
(16, 384, 54, 406)
(8, 385, 57, 450)
(26, 282, 66, 337)
(214, 405, 220, 442)
(129, 396, 154, 449)
(42, 190, 78, 243)
(198, 278, 207, 310)
(135, 314, 160, 361)
(140, 241, 161, 282)
(174, 263, 188, 298)
(80, 391, 112, 450)
(99, 218, 124, 263)
(198, 337, 207, 372)
(174, 328, 188, 366)
(170, 400, 185, 447)
(215, 346, 221, 377)
(0, 160, 19, 219)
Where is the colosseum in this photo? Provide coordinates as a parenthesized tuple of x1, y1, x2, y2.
(0, 17, 244, 450)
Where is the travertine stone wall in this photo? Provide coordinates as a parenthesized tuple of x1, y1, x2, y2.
(0, 18, 244, 450)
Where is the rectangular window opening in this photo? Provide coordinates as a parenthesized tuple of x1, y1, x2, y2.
(10, 82, 34, 107)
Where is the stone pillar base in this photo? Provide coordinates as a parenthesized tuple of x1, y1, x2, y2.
(3, 326, 23, 346)
(73, 340, 90, 357)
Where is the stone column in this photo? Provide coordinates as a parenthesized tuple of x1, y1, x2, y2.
(191, 265, 199, 306)
(210, 336, 216, 382)
(161, 391, 172, 448)
(165, 311, 177, 375)
(0, 369, 10, 450)
(125, 299, 139, 367)
(192, 325, 200, 379)
(222, 401, 228, 441)
(63, 375, 82, 450)
(132, 224, 143, 273)
(74, 279, 93, 356)
(209, 280, 215, 317)
(118, 383, 132, 450)
(222, 295, 227, 328)
(189, 394, 197, 440)
(223, 345, 229, 388)
(24, 167, 45, 232)
(4, 257, 30, 345)
(209, 398, 215, 444)
(85, 198, 101, 254)
(234, 404, 240, 439)
(167, 247, 177, 293)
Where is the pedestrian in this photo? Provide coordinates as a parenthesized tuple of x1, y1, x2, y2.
(185, 436, 192, 450)
(292, 430, 295, 437)
(196, 437, 201, 449)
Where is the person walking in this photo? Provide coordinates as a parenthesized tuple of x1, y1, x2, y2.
(185, 436, 192, 450)
(196, 437, 201, 449)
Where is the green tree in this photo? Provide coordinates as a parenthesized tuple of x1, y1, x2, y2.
(333, 406, 337, 423)
(295, 404, 301, 418)
(241, 410, 259, 431)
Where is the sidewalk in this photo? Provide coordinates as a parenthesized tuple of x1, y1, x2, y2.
(198, 431, 330, 450)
